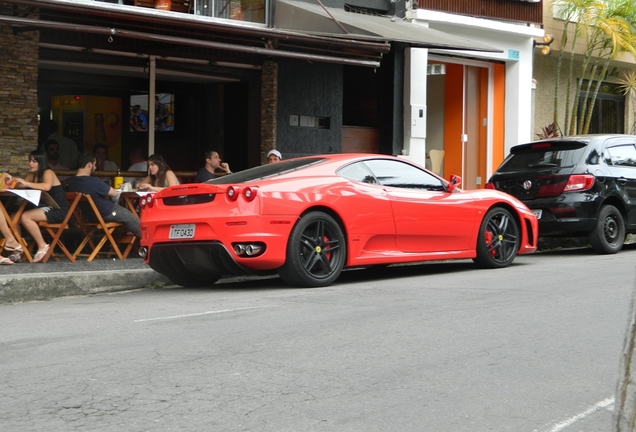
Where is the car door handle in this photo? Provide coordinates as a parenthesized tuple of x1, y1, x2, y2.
(618, 177, 628, 185)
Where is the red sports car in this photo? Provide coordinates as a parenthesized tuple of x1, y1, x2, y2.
(138, 154, 538, 287)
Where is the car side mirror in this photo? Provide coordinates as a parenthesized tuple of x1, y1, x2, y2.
(448, 175, 462, 192)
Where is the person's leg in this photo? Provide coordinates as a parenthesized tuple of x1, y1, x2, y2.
(21, 208, 49, 252)
(105, 204, 141, 238)
(0, 211, 21, 249)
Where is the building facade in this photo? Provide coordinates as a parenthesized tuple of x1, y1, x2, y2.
(0, 0, 543, 187)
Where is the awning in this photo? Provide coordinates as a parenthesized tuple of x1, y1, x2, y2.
(275, 0, 501, 53)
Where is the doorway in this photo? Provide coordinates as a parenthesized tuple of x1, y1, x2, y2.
(427, 59, 501, 189)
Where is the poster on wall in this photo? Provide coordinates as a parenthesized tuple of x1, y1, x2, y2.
(130, 93, 175, 132)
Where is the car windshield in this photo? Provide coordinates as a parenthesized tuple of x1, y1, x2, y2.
(498, 141, 588, 171)
(204, 158, 326, 184)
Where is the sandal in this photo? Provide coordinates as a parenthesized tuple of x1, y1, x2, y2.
(0, 257, 14, 265)
(3, 244, 23, 253)
(33, 244, 50, 263)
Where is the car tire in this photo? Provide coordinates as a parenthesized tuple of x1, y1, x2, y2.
(473, 207, 520, 269)
(589, 204, 625, 254)
(278, 211, 347, 288)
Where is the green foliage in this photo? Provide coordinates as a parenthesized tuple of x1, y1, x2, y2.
(551, 0, 636, 135)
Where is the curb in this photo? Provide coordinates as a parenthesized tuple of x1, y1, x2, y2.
(0, 268, 171, 304)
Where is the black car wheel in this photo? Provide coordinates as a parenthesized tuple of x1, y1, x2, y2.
(473, 207, 520, 269)
(589, 204, 625, 254)
(278, 211, 347, 287)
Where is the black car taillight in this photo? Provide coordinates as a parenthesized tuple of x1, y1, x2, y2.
(484, 182, 495, 190)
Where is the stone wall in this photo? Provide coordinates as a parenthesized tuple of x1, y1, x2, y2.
(0, 13, 40, 174)
(260, 60, 277, 164)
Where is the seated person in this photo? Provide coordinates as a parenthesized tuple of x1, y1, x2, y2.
(66, 153, 141, 238)
(138, 154, 179, 192)
(267, 149, 282, 164)
(125, 147, 148, 184)
(92, 143, 118, 185)
(195, 150, 231, 182)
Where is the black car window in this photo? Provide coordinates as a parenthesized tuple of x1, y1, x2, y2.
(204, 158, 326, 184)
(499, 141, 588, 171)
(337, 162, 378, 185)
(363, 159, 445, 191)
(604, 145, 636, 167)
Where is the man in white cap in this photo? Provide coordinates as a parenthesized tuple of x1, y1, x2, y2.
(267, 149, 282, 164)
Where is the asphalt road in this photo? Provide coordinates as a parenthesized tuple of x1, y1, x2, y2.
(1, 246, 634, 431)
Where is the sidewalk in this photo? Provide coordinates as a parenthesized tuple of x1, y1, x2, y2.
(0, 256, 171, 304)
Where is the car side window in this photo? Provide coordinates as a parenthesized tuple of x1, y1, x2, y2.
(364, 159, 445, 191)
(604, 145, 636, 167)
(338, 162, 378, 185)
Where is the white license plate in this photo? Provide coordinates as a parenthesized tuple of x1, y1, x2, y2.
(532, 209, 542, 219)
(169, 224, 195, 239)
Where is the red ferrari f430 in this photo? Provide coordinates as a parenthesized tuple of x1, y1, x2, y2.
(138, 154, 538, 287)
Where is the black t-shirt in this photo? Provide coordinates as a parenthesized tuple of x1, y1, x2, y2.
(194, 168, 216, 183)
(66, 175, 114, 217)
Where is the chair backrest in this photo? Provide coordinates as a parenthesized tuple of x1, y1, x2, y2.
(429, 149, 445, 176)
(133, 0, 155, 8)
(61, 192, 82, 226)
(135, 0, 191, 12)
(171, 0, 191, 13)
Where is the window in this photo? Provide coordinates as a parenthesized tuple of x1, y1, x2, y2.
(363, 159, 445, 191)
(604, 145, 636, 167)
(579, 82, 625, 134)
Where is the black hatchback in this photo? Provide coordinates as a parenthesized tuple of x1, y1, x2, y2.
(486, 134, 636, 254)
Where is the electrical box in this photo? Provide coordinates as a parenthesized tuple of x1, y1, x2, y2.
(410, 104, 426, 138)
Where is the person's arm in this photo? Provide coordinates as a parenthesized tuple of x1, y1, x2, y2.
(219, 162, 231, 174)
(137, 175, 153, 191)
(106, 186, 119, 198)
(13, 170, 55, 191)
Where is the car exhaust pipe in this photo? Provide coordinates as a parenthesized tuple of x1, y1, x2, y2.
(245, 244, 263, 256)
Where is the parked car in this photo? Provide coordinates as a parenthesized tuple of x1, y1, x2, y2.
(486, 134, 636, 254)
(139, 154, 538, 288)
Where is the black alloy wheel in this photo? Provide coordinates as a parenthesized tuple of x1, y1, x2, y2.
(473, 207, 520, 269)
(278, 211, 347, 287)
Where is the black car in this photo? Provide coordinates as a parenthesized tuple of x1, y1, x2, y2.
(486, 134, 636, 254)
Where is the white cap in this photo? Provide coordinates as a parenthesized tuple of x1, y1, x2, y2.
(267, 149, 282, 159)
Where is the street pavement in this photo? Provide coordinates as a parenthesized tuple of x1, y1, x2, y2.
(0, 235, 631, 305)
(0, 256, 171, 304)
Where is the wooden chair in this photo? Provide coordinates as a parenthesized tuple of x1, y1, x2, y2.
(133, 0, 155, 8)
(171, 0, 191, 13)
(72, 194, 137, 262)
(36, 192, 82, 263)
(134, 0, 191, 13)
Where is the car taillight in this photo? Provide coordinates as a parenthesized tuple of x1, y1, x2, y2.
(227, 186, 239, 201)
(226, 185, 258, 202)
(484, 182, 495, 190)
(563, 174, 595, 192)
(140, 194, 154, 209)
(243, 187, 257, 202)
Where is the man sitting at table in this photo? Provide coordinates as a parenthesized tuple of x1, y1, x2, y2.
(66, 153, 141, 238)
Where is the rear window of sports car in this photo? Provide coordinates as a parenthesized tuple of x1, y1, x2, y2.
(204, 158, 327, 184)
